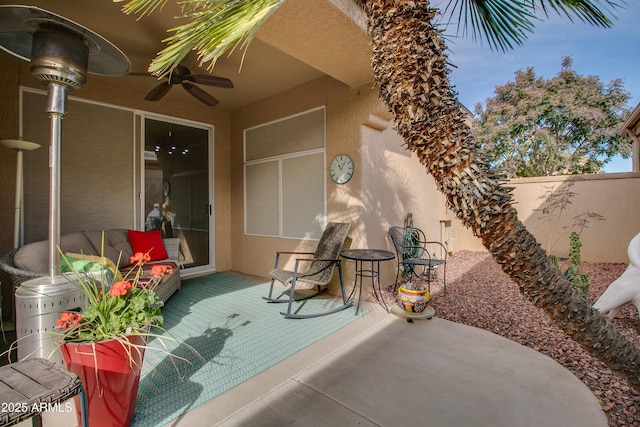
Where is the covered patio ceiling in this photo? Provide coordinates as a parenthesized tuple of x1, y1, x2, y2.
(0, 0, 373, 110)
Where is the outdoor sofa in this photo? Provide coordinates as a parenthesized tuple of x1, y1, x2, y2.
(0, 229, 181, 303)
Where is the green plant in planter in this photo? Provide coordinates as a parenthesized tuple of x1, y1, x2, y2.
(401, 227, 422, 279)
(55, 251, 166, 343)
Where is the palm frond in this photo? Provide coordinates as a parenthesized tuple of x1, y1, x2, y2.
(114, 0, 169, 19)
(442, 0, 537, 52)
(536, 0, 624, 26)
(441, 0, 624, 52)
(116, 0, 285, 77)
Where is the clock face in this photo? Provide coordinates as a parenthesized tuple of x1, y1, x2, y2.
(330, 154, 354, 184)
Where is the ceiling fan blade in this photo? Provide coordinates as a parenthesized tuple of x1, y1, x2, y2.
(145, 82, 172, 101)
(187, 74, 234, 88)
(182, 82, 219, 106)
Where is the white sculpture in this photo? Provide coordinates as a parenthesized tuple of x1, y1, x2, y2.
(593, 232, 640, 319)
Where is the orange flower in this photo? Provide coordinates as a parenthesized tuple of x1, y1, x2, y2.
(56, 312, 82, 329)
(56, 312, 72, 328)
(150, 264, 173, 278)
(110, 281, 133, 297)
(129, 252, 151, 266)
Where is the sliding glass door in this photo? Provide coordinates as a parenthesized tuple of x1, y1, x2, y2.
(143, 117, 214, 273)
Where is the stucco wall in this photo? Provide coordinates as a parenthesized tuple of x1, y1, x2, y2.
(359, 115, 451, 287)
(230, 76, 364, 286)
(450, 172, 640, 263)
(230, 76, 450, 292)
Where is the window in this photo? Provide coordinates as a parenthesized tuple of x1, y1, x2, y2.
(244, 107, 326, 239)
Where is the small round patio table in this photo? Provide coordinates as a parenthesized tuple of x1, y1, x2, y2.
(340, 248, 395, 315)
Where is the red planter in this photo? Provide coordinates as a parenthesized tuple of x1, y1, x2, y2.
(61, 334, 147, 427)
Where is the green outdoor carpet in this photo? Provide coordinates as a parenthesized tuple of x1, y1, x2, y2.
(131, 273, 366, 427)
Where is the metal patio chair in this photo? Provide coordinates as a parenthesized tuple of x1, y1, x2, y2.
(388, 226, 447, 293)
(263, 222, 353, 319)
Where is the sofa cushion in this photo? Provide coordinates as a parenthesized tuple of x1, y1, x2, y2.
(83, 229, 133, 268)
(127, 230, 168, 261)
(14, 232, 97, 275)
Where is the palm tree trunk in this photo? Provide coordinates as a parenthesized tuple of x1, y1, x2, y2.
(364, 0, 640, 390)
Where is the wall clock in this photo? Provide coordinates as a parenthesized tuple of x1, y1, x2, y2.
(329, 154, 354, 184)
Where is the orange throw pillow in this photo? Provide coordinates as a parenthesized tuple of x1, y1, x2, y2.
(127, 229, 168, 261)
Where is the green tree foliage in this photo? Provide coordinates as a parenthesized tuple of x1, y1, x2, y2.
(472, 57, 631, 177)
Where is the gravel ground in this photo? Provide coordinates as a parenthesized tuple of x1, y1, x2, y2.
(381, 250, 640, 427)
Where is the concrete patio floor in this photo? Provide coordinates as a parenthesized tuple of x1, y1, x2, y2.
(36, 299, 606, 427)
(165, 301, 606, 427)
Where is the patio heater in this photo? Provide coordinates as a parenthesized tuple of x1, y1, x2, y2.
(0, 5, 131, 361)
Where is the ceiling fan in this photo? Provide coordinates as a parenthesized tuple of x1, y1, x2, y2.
(130, 64, 233, 106)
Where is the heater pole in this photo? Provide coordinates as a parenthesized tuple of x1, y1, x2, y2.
(46, 83, 67, 279)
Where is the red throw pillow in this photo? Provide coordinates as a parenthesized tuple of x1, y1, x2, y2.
(127, 230, 168, 261)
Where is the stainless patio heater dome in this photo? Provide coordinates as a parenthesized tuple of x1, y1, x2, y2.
(0, 5, 130, 361)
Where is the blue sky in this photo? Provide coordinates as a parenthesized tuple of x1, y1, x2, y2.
(443, 2, 639, 173)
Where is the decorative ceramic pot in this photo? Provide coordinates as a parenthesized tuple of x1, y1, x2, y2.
(397, 286, 431, 313)
(60, 333, 147, 427)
